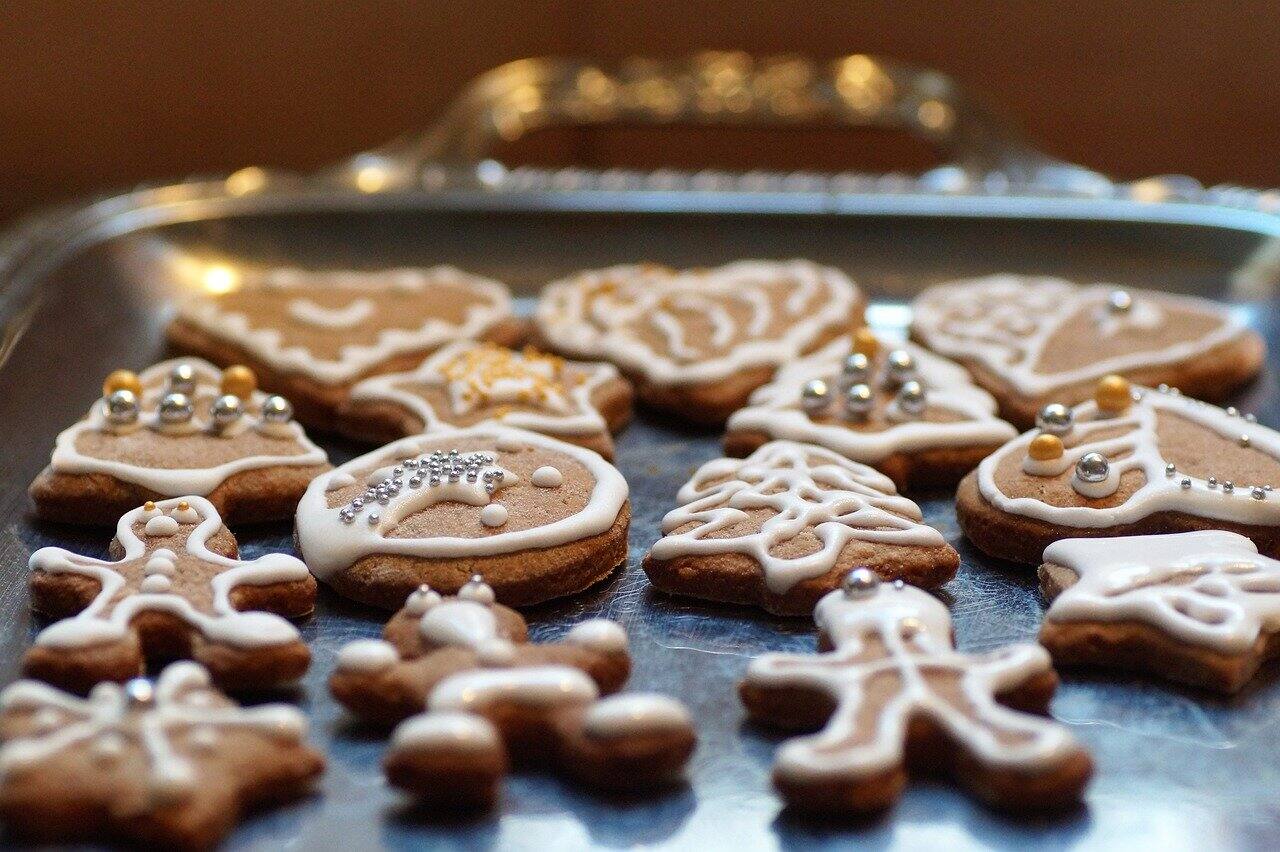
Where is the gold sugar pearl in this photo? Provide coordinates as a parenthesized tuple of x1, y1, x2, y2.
(143, 501, 156, 511)
(103, 369, 142, 398)
(852, 327, 880, 358)
(1095, 374, 1132, 412)
(1028, 434, 1064, 461)
(220, 365, 257, 399)
(177, 500, 190, 511)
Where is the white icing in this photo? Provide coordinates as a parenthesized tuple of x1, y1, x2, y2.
(286, 296, 375, 329)
(336, 639, 401, 673)
(295, 426, 629, 581)
(534, 260, 860, 386)
(169, 505, 201, 524)
(1071, 464, 1121, 499)
(480, 503, 508, 527)
(28, 496, 310, 651)
(911, 275, 1247, 396)
(50, 358, 328, 496)
(144, 516, 180, 536)
(0, 663, 307, 799)
(427, 665, 599, 712)
(726, 335, 1017, 462)
(1022, 456, 1063, 476)
(531, 466, 563, 488)
(176, 266, 514, 385)
(326, 471, 357, 492)
(564, 619, 629, 655)
(140, 575, 172, 593)
(977, 389, 1280, 528)
(745, 582, 1082, 784)
(583, 694, 693, 740)
(349, 340, 620, 438)
(419, 600, 499, 649)
(648, 441, 947, 593)
(390, 710, 501, 752)
(144, 555, 176, 576)
(1043, 531, 1280, 654)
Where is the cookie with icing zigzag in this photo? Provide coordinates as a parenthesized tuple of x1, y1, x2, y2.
(910, 274, 1265, 428)
(958, 377, 1280, 564)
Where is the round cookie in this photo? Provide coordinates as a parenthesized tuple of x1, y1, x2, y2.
(337, 340, 633, 460)
(166, 265, 525, 428)
(958, 376, 1280, 564)
(29, 358, 329, 526)
(295, 425, 630, 609)
(532, 260, 865, 425)
(910, 274, 1265, 428)
(643, 440, 958, 615)
(724, 331, 1017, 490)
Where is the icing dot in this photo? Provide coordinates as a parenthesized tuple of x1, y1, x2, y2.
(33, 708, 61, 732)
(141, 575, 172, 593)
(495, 435, 525, 452)
(144, 556, 176, 576)
(170, 503, 201, 524)
(150, 765, 197, 804)
(584, 694, 692, 740)
(476, 638, 517, 666)
(564, 619, 629, 655)
(188, 725, 220, 752)
(457, 576, 496, 605)
(91, 733, 126, 764)
(326, 471, 357, 492)
(144, 515, 180, 537)
(367, 466, 397, 486)
(404, 584, 442, 615)
(531, 466, 564, 488)
(480, 503, 509, 527)
(336, 639, 400, 673)
(391, 711, 500, 752)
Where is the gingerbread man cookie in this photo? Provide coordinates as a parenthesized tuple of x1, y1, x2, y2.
(643, 440, 958, 615)
(1040, 531, 1280, 693)
(910, 274, 1265, 428)
(0, 664, 323, 848)
(295, 425, 630, 609)
(25, 496, 315, 693)
(958, 375, 1280, 564)
(338, 340, 633, 460)
(29, 358, 329, 526)
(331, 578, 696, 808)
(532, 260, 864, 424)
(167, 265, 524, 427)
(741, 572, 1091, 814)
(724, 329, 1018, 490)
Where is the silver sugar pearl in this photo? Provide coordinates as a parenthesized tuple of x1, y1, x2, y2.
(1106, 289, 1133, 314)
(1253, 487, 1267, 501)
(800, 378, 831, 414)
(844, 383, 875, 420)
(210, 393, 244, 429)
(367, 512, 380, 525)
(1035, 403, 1074, 436)
(896, 380, 926, 418)
(1075, 452, 1110, 483)
(842, 567, 880, 599)
(1208, 477, 1218, 489)
(1240, 435, 1252, 448)
(261, 395, 293, 424)
(1165, 463, 1176, 477)
(1181, 478, 1193, 490)
(158, 392, 194, 424)
(124, 677, 154, 706)
(840, 352, 872, 388)
(1224, 481, 1235, 493)
(1246, 413, 1258, 423)
(885, 349, 916, 387)
(1227, 406, 1239, 417)
(339, 509, 355, 523)
(105, 389, 140, 425)
(409, 476, 422, 488)
(167, 363, 197, 395)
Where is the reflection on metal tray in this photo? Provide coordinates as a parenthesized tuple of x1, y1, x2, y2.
(2, 54, 1280, 851)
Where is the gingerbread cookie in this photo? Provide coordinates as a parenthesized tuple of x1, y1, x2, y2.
(167, 265, 525, 427)
(741, 572, 1091, 814)
(724, 329, 1017, 490)
(0, 664, 323, 848)
(643, 440, 958, 615)
(331, 578, 696, 808)
(295, 425, 629, 609)
(29, 358, 329, 526)
(911, 274, 1265, 428)
(25, 496, 315, 693)
(532, 260, 864, 424)
(338, 340, 633, 460)
(959, 376, 1280, 564)
(1040, 531, 1280, 693)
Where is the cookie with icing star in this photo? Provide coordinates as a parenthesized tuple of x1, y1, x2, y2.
(723, 329, 1018, 490)
(167, 265, 525, 427)
(294, 425, 630, 609)
(958, 375, 1280, 565)
(910, 274, 1265, 428)
(532, 260, 864, 424)
(29, 359, 329, 526)
(643, 440, 958, 615)
(337, 341, 633, 460)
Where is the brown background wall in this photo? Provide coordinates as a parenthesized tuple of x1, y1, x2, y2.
(3, 1, 1278, 219)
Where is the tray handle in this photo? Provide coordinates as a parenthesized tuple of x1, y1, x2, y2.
(339, 52, 1097, 190)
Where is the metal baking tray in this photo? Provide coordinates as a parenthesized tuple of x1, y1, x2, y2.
(2, 55, 1280, 850)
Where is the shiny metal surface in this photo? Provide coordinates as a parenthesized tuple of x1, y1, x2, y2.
(0, 201, 1277, 851)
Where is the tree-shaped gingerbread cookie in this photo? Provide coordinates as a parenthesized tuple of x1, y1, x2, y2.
(741, 571, 1092, 813)
(331, 577, 695, 809)
(25, 496, 315, 692)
